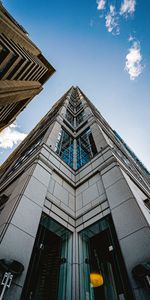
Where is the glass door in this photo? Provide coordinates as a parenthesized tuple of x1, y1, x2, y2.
(79, 216, 134, 300)
(21, 214, 72, 300)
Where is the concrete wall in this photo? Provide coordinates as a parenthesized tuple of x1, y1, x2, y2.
(0, 162, 51, 299)
(101, 161, 150, 299)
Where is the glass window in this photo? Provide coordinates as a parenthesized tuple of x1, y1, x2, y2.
(76, 128, 97, 169)
(79, 216, 134, 300)
(76, 111, 85, 127)
(65, 110, 74, 127)
(55, 129, 74, 168)
(21, 213, 72, 300)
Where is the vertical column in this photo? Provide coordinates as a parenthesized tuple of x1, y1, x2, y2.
(45, 121, 62, 151)
(72, 230, 80, 300)
(90, 123, 108, 153)
(0, 163, 52, 299)
(101, 162, 150, 299)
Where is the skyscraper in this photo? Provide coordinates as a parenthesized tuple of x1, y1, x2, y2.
(0, 3, 55, 131)
(0, 87, 150, 300)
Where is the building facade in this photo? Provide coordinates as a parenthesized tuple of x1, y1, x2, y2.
(0, 2, 55, 131)
(0, 86, 150, 300)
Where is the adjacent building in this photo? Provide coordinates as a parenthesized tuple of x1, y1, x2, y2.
(0, 86, 150, 300)
(0, 2, 55, 131)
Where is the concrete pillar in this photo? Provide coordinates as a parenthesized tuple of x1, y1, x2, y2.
(0, 162, 52, 299)
(101, 162, 150, 299)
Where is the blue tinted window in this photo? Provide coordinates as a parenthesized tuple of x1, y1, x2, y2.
(55, 129, 74, 168)
(76, 129, 97, 169)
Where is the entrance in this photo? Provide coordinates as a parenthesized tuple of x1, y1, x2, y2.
(89, 229, 123, 299)
(79, 216, 134, 300)
(21, 214, 72, 300)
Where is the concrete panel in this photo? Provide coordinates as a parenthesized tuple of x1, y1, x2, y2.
(24, 176, 47, 207)
(76, 193, 83, 211)
(16, 164, 35, 182)
(32, 164, 51, 187)
(11, 195, 42, 237)
(96, 178, 105, 196)
(67, 223, 74, 232)
(120, 227, 150, 288)
(122, 170, 150, 226)
(79, 164, 92, 179)
(88, 173, 101, 186)
(40, 147, 50, 159)
(47, 192, 61, 206)
(0, 195, 21, 230)
(69, 193, 75, 210)
(53, 182, 69, 205)
(43, 206, 50, 215)
(60, 202, 75, 217)
(0, 224, 35, 287)
(50, 211, 68, 228)
(102, 208, 110, 216)
(102, 165, 123, 189)
(63, 180, 75, 195)
(112, 198, 147, 239)
(101, 201, 109, 211)
(76, 181, 89, 195)
(82, 183, 99, 206)
(83, 205, 101, 222)
(95, 136, 108, 151)
(105, 178, 133, 209)
(51, 204, 69, 222)
(9, 175, 29, 200)
(91, 193, 106, 207)
(59, 164, 72, 178)
(46, 122, 61, 150)
(91, 155, 104, 170)
(68, 217, 75, 227)
(83, 212, 103, 229)
(47, 177, 55, 194)
(52, 172, 63, 185)
(44, 199, 52, 210)
(48, 153, 61, 168)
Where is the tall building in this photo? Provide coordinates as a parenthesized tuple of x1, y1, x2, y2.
(0, 3, 55, 131)
(0, 87, 150, 300)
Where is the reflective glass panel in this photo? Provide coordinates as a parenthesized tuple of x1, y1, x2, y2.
(76, 111, 85, 127)
(76, 129, 97, 169)
(55, 129, 74, 168)
(65, 110, 74, 126)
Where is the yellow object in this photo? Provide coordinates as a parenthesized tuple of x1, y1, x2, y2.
(90, 272, 104, 288)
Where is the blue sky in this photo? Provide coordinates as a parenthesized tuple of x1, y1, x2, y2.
(0, 0, 150, 170)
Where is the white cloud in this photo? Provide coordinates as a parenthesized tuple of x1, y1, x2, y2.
(125, 40, 143, 80)
(128, 34, 134, 42)
(120, 0, 136, 16)
(97, 0, 106, 11)
(105, 5, 120, 35)
(0, 123, 27, 149)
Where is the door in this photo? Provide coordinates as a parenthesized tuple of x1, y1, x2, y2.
(21, 224, 61, 300)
